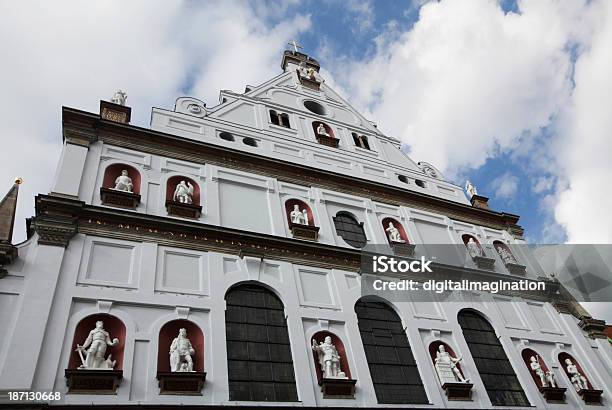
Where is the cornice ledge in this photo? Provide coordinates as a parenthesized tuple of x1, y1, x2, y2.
(33, 194, 84, 247)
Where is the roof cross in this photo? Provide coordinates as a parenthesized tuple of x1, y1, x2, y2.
(287, 39, 303, 53)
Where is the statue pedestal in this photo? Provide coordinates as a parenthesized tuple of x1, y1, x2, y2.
(100, 100, 131, 124)
(165, 200, 202, 219)
(298, 72, 321, 91)
(505, 262, 527, 275)
(289, 222, 320, 241)
(578, 388, 603, 405)
(100, 187, 140, 209)
(316, 134, 339, 148)
(391, 243, 416, 257)
(319, 378, 357, 399)
(539, 386, 566, 403)
(472, 255, 496, 270)
(65, 369, 123, 394)
(441, 382, 473, 401)
(156, 371, 207, 395)
(470, 194, 490, 210)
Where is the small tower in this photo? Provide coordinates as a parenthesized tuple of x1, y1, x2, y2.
(0, 178, 22, 275)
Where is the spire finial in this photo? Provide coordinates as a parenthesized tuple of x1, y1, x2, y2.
(14, 177, 23, 185)
(287, 39, 303, 53)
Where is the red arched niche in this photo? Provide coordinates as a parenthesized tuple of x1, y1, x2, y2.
(462, 234, 484, 251)
(381, 217, 409, 244)
(68, 313, 126, 370)
(102, 164, 141, 194)
(312, 121, 335, 138)
(165, 176, 201, 205)
(428, 341, 465, 377)
(157, 319, 204, 373)
(494, 240, 516, 258)
(522, 348, 551, 387)
(285, 198, 315, 226)
(311, 331, 351, 382)
(558, 352, 593, 390)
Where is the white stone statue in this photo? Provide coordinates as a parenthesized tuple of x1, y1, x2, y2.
(465, 180, 478, 198)
(113, 170, 133, 192)
(316, 123, 329, 137)
(75, 320, 119, 370)
(290, 204, 308, 225)
(312, 336, 346, 379)
(385, 222, 405, 243)
(565, 359, 589, 391)
(496, 244, 517, 265)
(111, 90, 128, 106)
(298, 62, 309, 78)
(466, 237, 484, 258)
(529, 356, 557, 387)
(173, 180, 194, 204)
(170, 328, 195, 372)
(434, 344, 469, 384)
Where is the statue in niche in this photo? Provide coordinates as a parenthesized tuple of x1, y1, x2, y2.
(113, 170, 134, 192)
(316, 123, 330, 137)
(173, 180, 194, 204)
(465, 180, 478, 198)
(298, 62, 309, 78)
(385, 222, 405, 243)
(466, 237, 484, 259)
(312, 336, 347, 379)
(110, 90, 128, 106)
(529, 356, 557, 387)
(290, 204, 309, 225)
(434, 344, 469, 384)
(169, 328, 195, 372)
(496, 244, 517, 265)
(565, 358, 589, 391)
(75, 320, 119, 370)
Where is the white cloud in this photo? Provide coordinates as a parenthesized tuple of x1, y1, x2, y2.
(336, 0, 586, 176)
(0, 0, 309, 242)
(329, 0, 612, 246)
(489, 172, 518, 199)
(553, 1, 612, 243)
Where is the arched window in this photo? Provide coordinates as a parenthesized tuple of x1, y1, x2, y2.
(269, 109, 290, 128)
(165, 176, 202, 219)
(333, 212, 367, 248)
(458, 310, 529, 406)
(355, 299, 428, 404)
(225, 284, 297, 402)
(352, 132, 370, 150)
(100, 163, 141, 208)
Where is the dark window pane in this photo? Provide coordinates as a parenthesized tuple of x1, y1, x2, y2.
(355, 300, 428, 404)
(333, 213, 367, 248)
(458, 310, 529, 407)
(226, 284, 298, 402)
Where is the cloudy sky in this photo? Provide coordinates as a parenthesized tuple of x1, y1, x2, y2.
(1, 1, 611, 316)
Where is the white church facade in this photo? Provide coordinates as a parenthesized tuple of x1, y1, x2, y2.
(0, 48, 610, 408)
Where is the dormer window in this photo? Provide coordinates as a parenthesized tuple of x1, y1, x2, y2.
(269, 109, 290, 128)
(352, 133, 370, 150)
